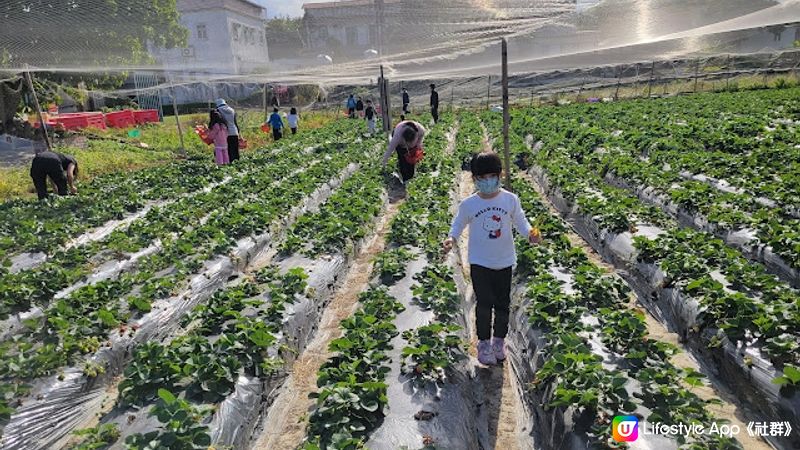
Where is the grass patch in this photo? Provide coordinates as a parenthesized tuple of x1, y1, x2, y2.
(0, 141, 174, 201)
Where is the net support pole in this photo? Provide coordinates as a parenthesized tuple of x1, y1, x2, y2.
(23, 68, 52, 152)
(693, 59, 700, 93)
(646, 61, 655, 98)
(263, 83, 268, 121)
(379, 65, 390, 133)
(614, 67, 622, 100)
(170, 85, 186, 158)
(726, 55, 732, 90)
(501, 38, 511, 193)
(486, 75, 491, 110)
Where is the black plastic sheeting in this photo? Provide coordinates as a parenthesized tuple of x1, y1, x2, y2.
(527, 162, 800, 450)
(0, 163, 359, 450)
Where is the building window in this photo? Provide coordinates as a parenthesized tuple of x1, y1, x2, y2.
(369, 25, 377, 45)
(196, 24, 207, 40)
(318, 27, 329, 40)
(232, 23, 241, 41)
(346, 26, 357, 46)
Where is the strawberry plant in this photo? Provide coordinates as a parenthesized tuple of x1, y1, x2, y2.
(124, 389, 211, 450)
(401, 323, 465, 384)
(372, 246, 412, 283)
(67, 424, 120, 450)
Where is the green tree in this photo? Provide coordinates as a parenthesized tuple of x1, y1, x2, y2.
(0, 0, 188, 89)
(264, 16, 304, 60)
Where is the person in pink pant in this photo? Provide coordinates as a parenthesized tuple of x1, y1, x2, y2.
(207, 109, 230, 165)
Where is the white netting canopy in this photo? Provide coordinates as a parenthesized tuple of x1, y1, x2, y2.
(0, 0, 798, 96)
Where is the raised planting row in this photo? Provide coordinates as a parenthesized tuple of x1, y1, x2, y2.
(0, 140, 334, 323)
(490, 90, 800, 284)
(0, 133, 381, 448)
(301, 114, 483, 450)
(0, 119, 352, 266)
(64, 267, 306, 450)
(506, 174, 745, 449)
(504, 112, 800, 448)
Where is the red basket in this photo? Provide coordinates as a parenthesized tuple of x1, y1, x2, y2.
(133, 109, 160, 124)
(105, 110, 136, 128)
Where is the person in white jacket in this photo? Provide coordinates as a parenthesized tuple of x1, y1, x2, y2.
(215, 98, 240, 161)
(287, 107, 299, 134)
(442, 151, 542, 366)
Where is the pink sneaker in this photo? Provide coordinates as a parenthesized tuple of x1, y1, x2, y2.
(477, 340, 497, 365)
(492, 337, 506, 362)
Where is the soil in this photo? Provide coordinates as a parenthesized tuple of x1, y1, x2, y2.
(251, 197, 403, 450)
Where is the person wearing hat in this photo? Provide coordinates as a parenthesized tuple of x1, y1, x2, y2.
(429, 84, 439, 124)
(30, 151, 78, 200)
(215, 98, 241, 161)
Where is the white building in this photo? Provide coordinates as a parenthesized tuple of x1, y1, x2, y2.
(153, 0, 270, 76)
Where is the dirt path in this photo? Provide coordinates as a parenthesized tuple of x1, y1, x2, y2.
(521, 168, 771, 450)
(251, 190, 404, 450)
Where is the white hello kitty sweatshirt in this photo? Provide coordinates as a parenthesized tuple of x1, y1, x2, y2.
(448, 189, 532, 270)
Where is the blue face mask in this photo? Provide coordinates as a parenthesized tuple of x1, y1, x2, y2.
(475, 176, 500, 194)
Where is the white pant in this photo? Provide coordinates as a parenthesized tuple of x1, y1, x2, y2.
(367, 119, 376, 134)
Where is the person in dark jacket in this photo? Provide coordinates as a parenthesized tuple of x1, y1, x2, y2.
(402, 88, 410, 114)
(30, 151, 78, 200)
(430, 83, 439, 124)
(355, 97, 364, 118)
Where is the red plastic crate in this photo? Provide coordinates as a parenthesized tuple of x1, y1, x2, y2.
(133, 109, 160, 124)
(105, 110, 136, 128)
(53, 112, 107, 130)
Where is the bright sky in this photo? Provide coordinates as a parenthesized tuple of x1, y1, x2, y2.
(256, 0, 305, 18)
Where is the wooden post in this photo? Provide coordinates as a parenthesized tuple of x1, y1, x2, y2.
(530, 89, 534, 107)
(379, 65, 390, 133)
(693, 59, 700, 93)
(486, 75, 491, 110)
(501, 39, 511, 192)
(726, 54, 732, 91)
(450, 87, 454, 112)
(170, 85, 186, 157)
(263, 83, 268, 121)
(23, 69, 51, 152)
(614, 67, 622, 100)
(646, 61, 655, 98)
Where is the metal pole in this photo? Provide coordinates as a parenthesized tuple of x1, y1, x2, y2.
(23, 69, 52, 152)
(486, 75, 491, 110)
(170, 85, 186, 157)
(693, 59, 700, 93)
(646, 61, 655, 98)
(501, 39, 511, 192)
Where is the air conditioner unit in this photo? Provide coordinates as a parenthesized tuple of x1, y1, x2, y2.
(182, 46, 195, 58)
